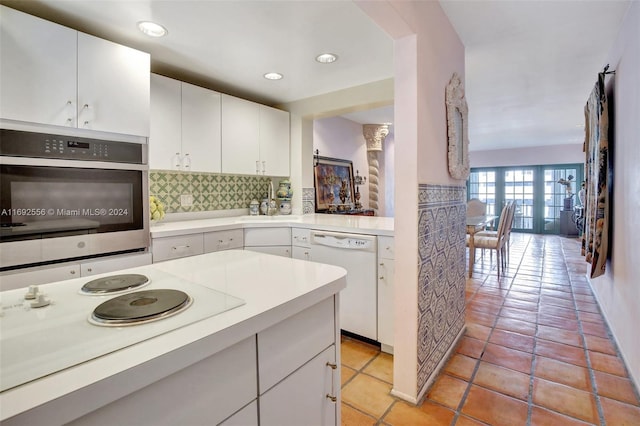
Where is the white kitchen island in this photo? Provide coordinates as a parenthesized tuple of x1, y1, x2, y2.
(0, 250, 346, 426)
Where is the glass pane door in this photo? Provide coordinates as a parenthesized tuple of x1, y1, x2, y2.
(543, 167, 579, 234)
(504, 168, 534, 231)
(468, 170, 497, 215)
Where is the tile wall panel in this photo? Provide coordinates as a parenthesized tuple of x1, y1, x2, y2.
(416, 184, 467, 394)
(149, 171, 272, 213)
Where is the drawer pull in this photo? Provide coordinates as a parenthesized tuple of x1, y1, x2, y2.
(326, 362, 337, 370)
(172, 245, 190, 251)
(326, 394, 337, 403)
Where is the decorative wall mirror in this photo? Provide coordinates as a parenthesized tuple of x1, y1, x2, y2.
(445, 72, 470, 180)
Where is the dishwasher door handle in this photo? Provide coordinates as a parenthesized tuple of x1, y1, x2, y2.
(312, 234, 344, 248)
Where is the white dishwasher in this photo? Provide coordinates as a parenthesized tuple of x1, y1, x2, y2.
(310, 230, 377, 340)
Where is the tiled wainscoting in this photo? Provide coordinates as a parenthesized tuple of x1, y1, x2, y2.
(149, 170, 271, 213)
(416, 184, 467, 395)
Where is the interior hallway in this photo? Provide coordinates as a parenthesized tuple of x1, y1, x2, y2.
(340, 233, 640, 425)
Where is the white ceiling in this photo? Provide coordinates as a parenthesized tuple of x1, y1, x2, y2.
(440, 0, 630, 151)
(1, 0, 631, 152)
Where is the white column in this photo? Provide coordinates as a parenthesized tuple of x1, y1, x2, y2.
(363, 124, 389, 213)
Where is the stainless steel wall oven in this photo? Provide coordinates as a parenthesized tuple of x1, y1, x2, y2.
(0, 129, 149, 270)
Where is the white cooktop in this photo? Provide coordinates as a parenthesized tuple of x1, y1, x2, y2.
(0, 269, 244, 392)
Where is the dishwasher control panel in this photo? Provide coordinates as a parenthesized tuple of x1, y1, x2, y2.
(310, 231, 376, 252)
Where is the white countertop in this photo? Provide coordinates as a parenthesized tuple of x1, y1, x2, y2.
(0, 250, 346, 422)
(150, 213, 394, 239)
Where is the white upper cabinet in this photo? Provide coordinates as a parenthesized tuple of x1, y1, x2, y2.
(221, 95, 260, 175)
(77, 33, 150, 136)
(149, 74, 222, 172)
(259, 105, 290, 177)
(221, 94, 290, 176)
(149, 74, 182, 170)
(181, 82, 222, 172)
(0, 5, 150, 137)
(0, 6, 77, 127)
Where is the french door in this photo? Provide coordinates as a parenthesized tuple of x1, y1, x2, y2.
(504, 168, 535, 231)
(468, 164, 583, 234)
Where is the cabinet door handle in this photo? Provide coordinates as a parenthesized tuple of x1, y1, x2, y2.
(256, 160, 260, 174)
(87, 268, 92, 273)
(70, 270, 76, 275)
(326, 362, 337, 370)
(326, 394, 337, 403)
(262, 161, 266, 174)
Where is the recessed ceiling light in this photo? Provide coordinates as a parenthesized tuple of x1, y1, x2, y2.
(263, 72, 283, 80)
(137, 21, 168, 38)
(316, 53, 338, 64)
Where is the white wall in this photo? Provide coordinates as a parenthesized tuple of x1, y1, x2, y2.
(358, 0, 465, 402)
(313, 116, 370, 210)
(313, 116, 395, 215)
(470, 143, 583, 168)
(589, 1, 640, 391)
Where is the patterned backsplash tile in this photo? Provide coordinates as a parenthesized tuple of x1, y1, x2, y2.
(149, 170, 272, 213)
(302, 187, 315, 214)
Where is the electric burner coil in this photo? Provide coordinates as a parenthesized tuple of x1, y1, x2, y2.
(89, 289, 192, 326)
(81, 274, 150, 295)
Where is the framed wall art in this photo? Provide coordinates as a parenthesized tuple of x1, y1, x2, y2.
(314, 156, 355, 212)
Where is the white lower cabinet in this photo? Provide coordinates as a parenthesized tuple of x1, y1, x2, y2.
(80, 252, 153, 277)
(204, 229, 243, 253)
(377, 236, 395, 353)
(219, 400, 258, 426)
(260, 345, 336, 426)
(292, 245, 312, 260)
(258, 296, 338, 426)
(245, 245, 291, 257)
(152, 234, 204, 262)
(244, 227, 291, 258)
(0, 252, 152, 291)
(292, 228, 312, 260)
(67, 337, 257, 426)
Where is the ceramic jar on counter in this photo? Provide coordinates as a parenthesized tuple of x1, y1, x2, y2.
(276, 179, 293, 215)
(276, 179, 293, 199)
(249, 199, 260, 216)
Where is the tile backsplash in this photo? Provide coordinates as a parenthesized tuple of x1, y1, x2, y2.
(149, 170, 272, 213)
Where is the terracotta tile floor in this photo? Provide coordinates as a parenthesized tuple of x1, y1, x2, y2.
(340, 233, 640, 425)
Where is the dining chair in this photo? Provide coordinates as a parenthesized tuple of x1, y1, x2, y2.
(473, 202, 511, 277)
(466, 198, 487, 217)
(477, 200, 516, 262)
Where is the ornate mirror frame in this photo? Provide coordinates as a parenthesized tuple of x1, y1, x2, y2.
(445, 72, 470, 180)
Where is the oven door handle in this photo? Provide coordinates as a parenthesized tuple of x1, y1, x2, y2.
(0, 156, 148, 171)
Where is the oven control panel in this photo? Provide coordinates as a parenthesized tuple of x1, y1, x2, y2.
(0, 129, 144, 164)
